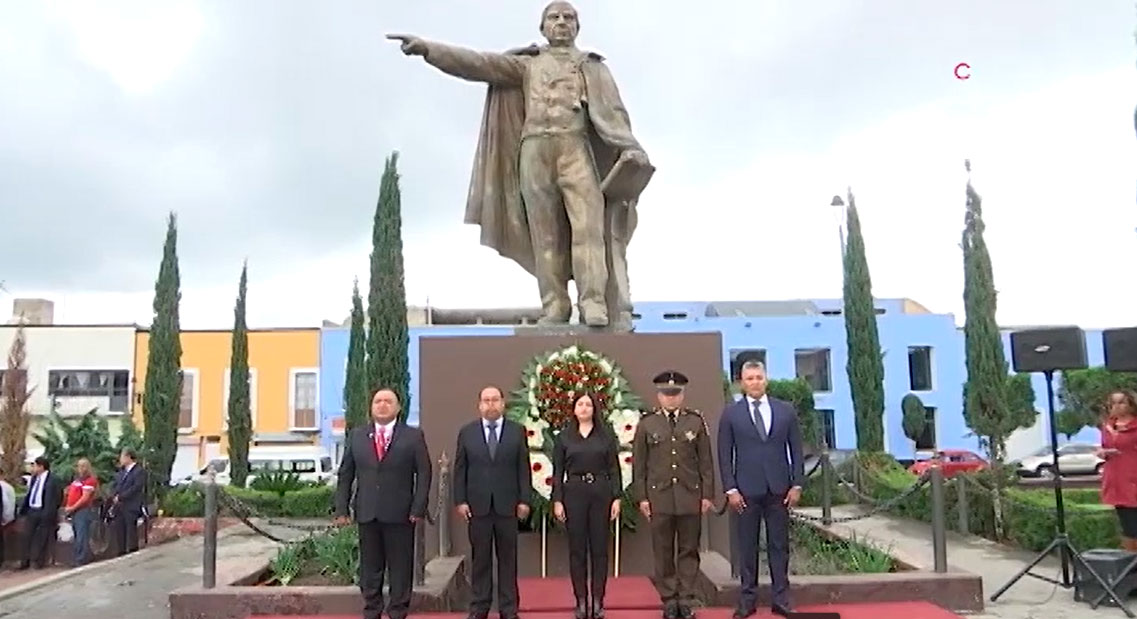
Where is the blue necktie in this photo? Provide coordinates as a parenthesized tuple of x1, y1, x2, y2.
(28, 475, 40, 508)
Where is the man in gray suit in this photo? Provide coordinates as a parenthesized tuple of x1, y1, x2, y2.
(716, 361, 804, 618)
(335, 388, 433, 619)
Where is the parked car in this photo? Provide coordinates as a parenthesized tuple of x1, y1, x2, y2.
(908, 449, 988, 478)
(176, 446, 337, 486)
(1013, 442, 1103, 478)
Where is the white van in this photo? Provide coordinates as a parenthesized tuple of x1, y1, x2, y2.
(193, 446, 337, 486)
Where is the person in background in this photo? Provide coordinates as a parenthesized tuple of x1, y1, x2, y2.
(110, 449, 147, 556)
(0, 470, 15, 570)
(18, 456, 63, 570)
(552, 392, 622, 619)
(1098, 389, 1137, 552)
(63, 458, 99, 566)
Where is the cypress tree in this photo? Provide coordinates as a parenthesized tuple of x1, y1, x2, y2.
(841, 190, 886, 452)
(143, 212, 183, 498)
(344, 279, 369, 431)
(960, 161, 1011, 462)
(365, 152, 411, 421)
(226, 262, 252, 487)
(0, 323, 31, 486)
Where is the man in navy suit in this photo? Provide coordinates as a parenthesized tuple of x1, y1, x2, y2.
(110, 448, 148, 557)
(717, 360, 804, 618)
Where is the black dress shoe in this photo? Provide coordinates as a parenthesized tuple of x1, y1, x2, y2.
(592, 599, 605, 619)
(731, 605, 755, 619)
(770, 603, 794, 617)
(677, 603, 695, 619)
(574, 598, 589, 619)
(500, 614, 520, 619)
(467, 613, 488, 619)
(663, 602, 679, 619)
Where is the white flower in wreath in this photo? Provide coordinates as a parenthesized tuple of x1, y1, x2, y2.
(598, 358, 613, 374)
(618, 450, 634, 490)
(528, 406, 541, 420)
(610, 409, 640, 446)
(523, 418, 549, 449)
(530, 452, 555, 500)
(562, 345, 578, 357)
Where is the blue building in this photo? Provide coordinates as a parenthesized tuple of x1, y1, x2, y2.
(317, 299, 1103, 463)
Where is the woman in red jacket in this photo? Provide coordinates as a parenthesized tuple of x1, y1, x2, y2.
(1098, 390, 1137, 551)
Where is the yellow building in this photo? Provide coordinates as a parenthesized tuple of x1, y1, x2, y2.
(132, 328, 321, 479)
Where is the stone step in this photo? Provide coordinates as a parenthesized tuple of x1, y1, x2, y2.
(248, 600, 964, 619)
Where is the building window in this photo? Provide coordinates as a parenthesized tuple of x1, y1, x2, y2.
(794, 348, 832, 392)
(178, 370, 197, 430)
(222, 369, 259, 430)
(916, 407, 936, 450)
(729, 349, 767, 380)
(47, 369, 130, 412)
(290, 369, 318, 430)
(908, 346, 933, 391)
(816, 409, 836, 448)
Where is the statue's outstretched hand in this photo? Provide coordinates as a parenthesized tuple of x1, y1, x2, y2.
(386, 34, 427, 56)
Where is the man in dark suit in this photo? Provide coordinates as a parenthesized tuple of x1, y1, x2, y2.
(453, 385, 533, 619)
(335, 387, 433, 619)
(18, 456, 63, 570)
(110, 448, 148, 556)
(717, 360, 804, 618)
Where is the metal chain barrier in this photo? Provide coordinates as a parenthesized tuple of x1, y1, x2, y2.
(791, 472, 932, 524)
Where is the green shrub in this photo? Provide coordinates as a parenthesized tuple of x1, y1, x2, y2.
(160, 486, 205, 517)
(249, 471, 318, 495)
(268, 525, 358, 586)
(281, 486, 335, 517)
(846, 455, 1119, 552)
(156, 483, 335, 518)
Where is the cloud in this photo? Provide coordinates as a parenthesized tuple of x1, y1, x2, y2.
(0, 0, 1134, 329)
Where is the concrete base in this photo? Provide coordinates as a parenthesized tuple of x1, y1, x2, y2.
(696, 551, 984, 613)
(167, 555, 469, 619)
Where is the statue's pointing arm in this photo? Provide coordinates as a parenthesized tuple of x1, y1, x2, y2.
(422, 40, 526, 86)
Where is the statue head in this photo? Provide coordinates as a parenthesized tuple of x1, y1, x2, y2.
(540, 1, 579, 46)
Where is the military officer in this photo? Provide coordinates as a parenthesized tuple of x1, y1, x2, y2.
(630, 371, 715, 619)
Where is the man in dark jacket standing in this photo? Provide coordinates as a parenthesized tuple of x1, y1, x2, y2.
(335, 388, 432, 619)
(453, 386, 533, 619)
(18, 456, 63, 570)
(717, 361, 804, 618)
(110, 448, 147, 556)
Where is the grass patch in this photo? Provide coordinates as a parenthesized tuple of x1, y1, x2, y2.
(787, 520, 897, 575)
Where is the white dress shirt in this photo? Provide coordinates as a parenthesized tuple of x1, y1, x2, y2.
(27, 472, 47, 509)
(747, 394, 772, 435)
(373, 420, 395, 442)
(0, 479, 15, 525)
(482, 417, 502, 443)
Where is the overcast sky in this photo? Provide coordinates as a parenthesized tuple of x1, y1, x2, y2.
(1, 0, 1134, 329)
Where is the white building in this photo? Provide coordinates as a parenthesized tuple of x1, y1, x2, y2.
(0, 299, 139, 461)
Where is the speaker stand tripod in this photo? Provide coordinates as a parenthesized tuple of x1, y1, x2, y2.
(989, 370, 1134, 617)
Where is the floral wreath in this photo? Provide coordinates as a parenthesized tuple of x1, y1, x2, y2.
(506, 345, 644, 525)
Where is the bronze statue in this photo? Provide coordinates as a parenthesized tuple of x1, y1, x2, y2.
(388, 1, 653, 331)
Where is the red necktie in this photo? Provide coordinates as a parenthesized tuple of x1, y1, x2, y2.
(374, 427, 387, 461)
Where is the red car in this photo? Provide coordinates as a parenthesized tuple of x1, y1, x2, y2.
(908, 449, 988, 478)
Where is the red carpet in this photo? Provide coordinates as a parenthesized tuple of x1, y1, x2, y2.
(251, 603, 963, 619)
(518, 577, 661, 611)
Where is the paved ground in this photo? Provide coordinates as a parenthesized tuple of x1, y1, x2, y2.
(0, 520, 308, 619)
(798, 506, 1135, 619)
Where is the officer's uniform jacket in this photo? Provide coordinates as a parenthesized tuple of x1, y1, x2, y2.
(630, 407, 715, 515)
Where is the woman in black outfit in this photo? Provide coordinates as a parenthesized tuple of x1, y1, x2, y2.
(552, 392, 622, 619)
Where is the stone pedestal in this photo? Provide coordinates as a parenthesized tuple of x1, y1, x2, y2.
(416, 331, 728, 577)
